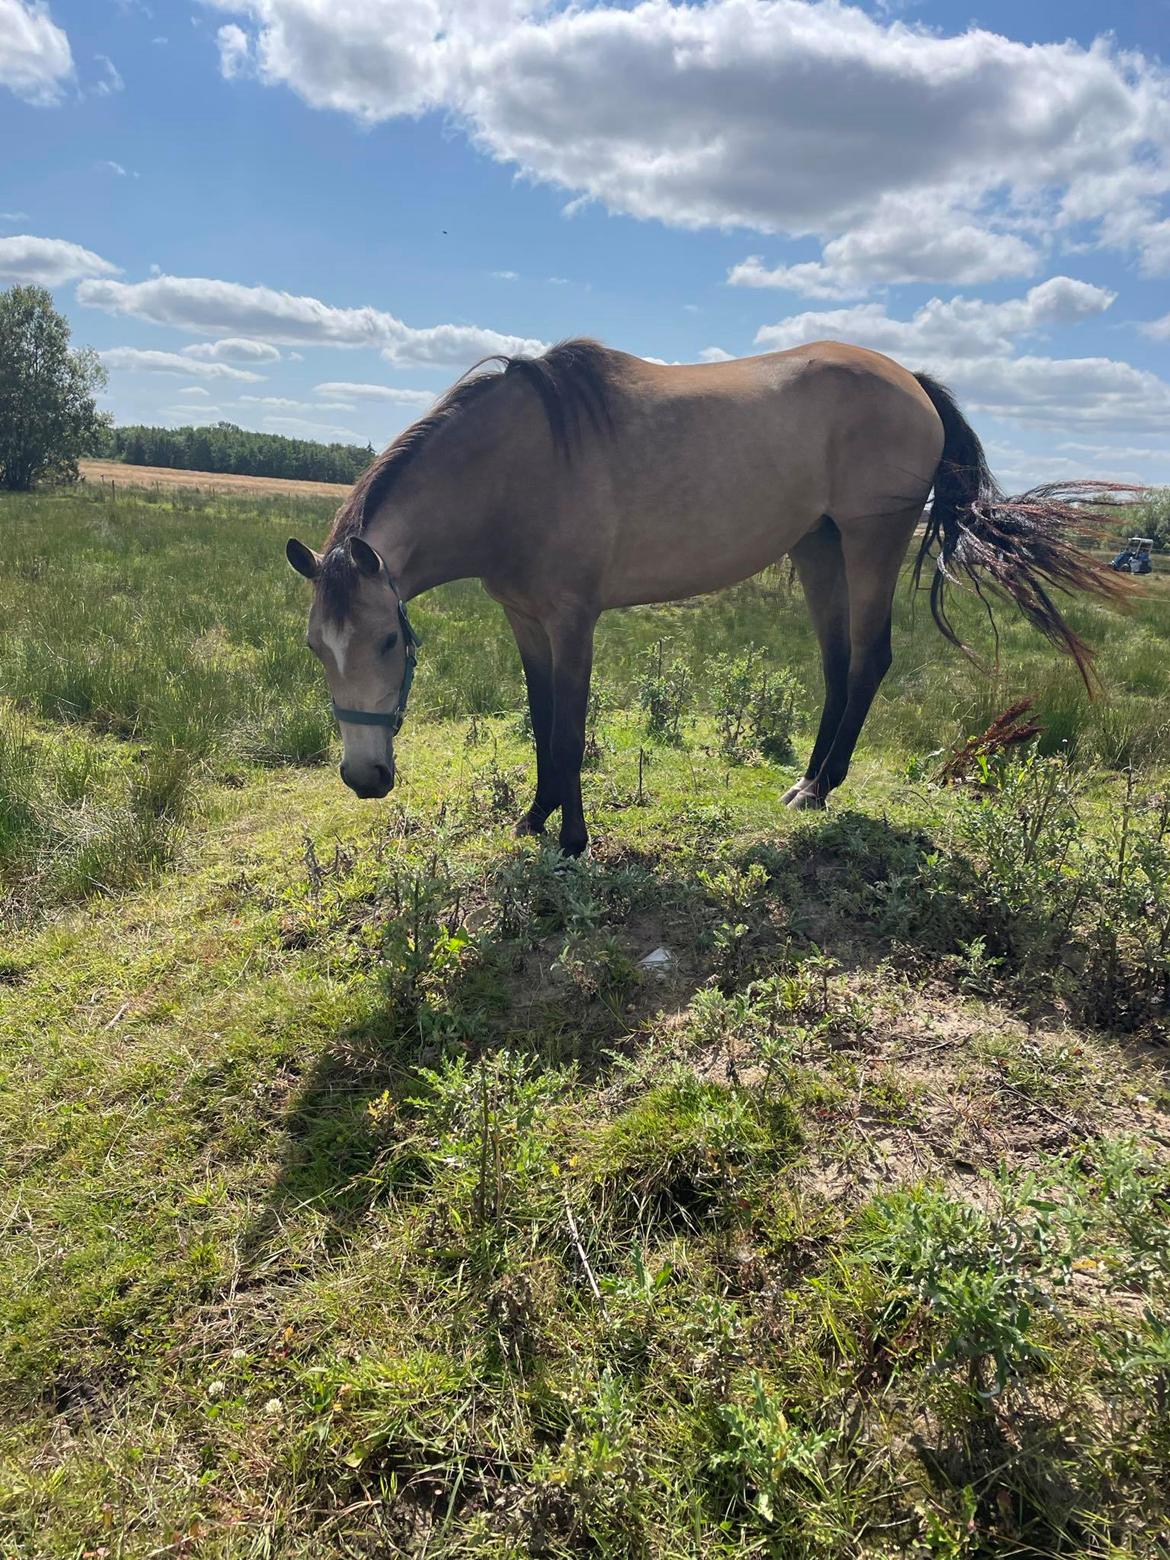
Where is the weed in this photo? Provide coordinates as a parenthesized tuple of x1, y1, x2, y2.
(638, 638, 692, 745)
(711, 647, 803, 763)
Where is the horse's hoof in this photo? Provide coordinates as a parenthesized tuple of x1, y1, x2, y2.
(515, 811, 546, 837)
(780, 781, 810, 805)
(786, 786, 826, 811)
(559, 835, 589, 859)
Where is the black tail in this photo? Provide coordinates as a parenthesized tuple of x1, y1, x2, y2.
(912, 371, 1139, 689)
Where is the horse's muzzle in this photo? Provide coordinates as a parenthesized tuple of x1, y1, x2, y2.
(340, 761, 394, 799)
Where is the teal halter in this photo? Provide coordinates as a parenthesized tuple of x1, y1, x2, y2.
(331, 593, 419, 735)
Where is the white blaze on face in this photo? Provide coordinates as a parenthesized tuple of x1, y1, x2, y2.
(320, 620, 354, 676)
(319, 616, 396, 784)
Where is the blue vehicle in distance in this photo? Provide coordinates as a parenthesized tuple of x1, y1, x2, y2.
(1110, 536, 1154, 575)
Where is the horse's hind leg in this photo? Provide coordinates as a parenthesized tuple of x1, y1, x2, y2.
(789, 504, 921, 810)
(545, 607, 597, 857)
(783, 517, 850, 805)
(504, 605, 560, 835)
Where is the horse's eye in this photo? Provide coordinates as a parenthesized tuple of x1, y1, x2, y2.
(381, 631, 399, 655)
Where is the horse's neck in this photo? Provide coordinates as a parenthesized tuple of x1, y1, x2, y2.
(363, 385, 532, 600)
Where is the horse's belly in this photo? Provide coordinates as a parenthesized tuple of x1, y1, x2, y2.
(600, 498, 822, 609)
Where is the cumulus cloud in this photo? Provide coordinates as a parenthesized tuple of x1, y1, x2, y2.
(0, 0, 73, 105)
(753, 277, 1116, 358)
(76, 272, 546, 366)
(750, 277, 1170, 435)
(99, 347, 266, 383)
(953, 355, 1170, 436)
(729, 199, 1042, 297)
(1141, 313, 1170, 341)
(182, 336, 282, 363)
(0, 234, 119, 285)
(314, 381, 434, 406)
(160, 404, 224, 421)
(216, 23, 250, 79)
(261, 414, 367, 441)
(207, 0, 1170, 283)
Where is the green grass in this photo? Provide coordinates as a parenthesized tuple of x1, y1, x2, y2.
(1, 486, 1170, 1557)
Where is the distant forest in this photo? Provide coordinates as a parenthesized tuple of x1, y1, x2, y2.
(98, 422, 375, 485)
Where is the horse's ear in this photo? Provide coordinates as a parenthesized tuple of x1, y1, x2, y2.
(347, 535, 383, 578)
(286, 538, 321, 580)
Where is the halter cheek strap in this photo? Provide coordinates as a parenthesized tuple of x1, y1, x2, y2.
(331, 593, 420, 736)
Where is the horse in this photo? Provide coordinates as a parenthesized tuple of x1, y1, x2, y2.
(286, 338, 1132, 856)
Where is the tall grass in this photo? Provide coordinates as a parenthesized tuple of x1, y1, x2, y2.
(0, 714, 191, 924)
(5, 486, 1169, 771)
(2, 483, 1168, 925)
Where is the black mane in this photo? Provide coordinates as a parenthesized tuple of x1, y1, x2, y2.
(325, 338, 615, 556)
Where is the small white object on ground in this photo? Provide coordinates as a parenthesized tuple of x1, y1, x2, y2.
(639, 947, 674, 975)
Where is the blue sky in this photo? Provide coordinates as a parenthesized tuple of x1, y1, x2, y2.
(1, 0, 1167, 484)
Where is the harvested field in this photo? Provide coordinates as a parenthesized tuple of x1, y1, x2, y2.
(79, 457, 352, 500)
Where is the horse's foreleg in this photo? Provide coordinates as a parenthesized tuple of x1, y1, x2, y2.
(792, 506, 920, 809)
(546, 609, 597, 857)
(784, 518, 850, 805)
(504, 606, 559, 835)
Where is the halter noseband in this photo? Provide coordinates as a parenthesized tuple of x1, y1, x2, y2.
(331, 592, 420, 736)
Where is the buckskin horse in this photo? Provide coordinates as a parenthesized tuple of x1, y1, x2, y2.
(287, 339, 1131, 855)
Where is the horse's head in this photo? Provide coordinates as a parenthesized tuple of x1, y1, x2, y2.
(286, 534, 418, 799)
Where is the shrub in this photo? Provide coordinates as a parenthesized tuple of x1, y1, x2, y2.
(638, 639, 691, 745)
(711, 647, 802, 763)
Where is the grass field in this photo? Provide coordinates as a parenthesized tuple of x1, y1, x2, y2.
(2, 480, 1169, 1558)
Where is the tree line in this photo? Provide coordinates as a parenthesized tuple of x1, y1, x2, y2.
(0, 283, 378, 491)
(98, 421, 375, 485)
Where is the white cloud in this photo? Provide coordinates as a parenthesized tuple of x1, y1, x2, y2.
(216, 23, 250, 79)
(729, 198, 1042, 298)
(1141, 314, 1170, 342)
(177, 385, 211, 397)
(0, 211, 29, 222)
(697, 346, 734, 363)
(93, 53, 123, 96)
(1057, 440, 1170, 463)
(261, 414, 366, 441)
(753, 276, 1116, 359)
(76, 271, 546, 366)
(99, 347, 265, 383)
(750, 278, 1170, 436)
(160, 404, 224, 421)
(0, 0, 73, 105)
(314, 381, 434, 406)
(0, 234, 119, 285)
(953, 355, 1170, 436)
(208, 0, 1170, 283)
(982, 438, 1167, 488)
(182, 336, 281, 363)
(491, 269, 519, 280)
(97, 159, 136, 178)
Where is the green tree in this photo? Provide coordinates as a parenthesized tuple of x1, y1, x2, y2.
(0, 285, 108, 491)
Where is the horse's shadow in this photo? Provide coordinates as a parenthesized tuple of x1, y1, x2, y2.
(241, 813, 935, 1261)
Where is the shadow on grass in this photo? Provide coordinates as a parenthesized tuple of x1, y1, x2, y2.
(243, 813, 939, 1263)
